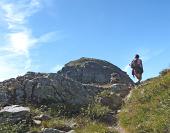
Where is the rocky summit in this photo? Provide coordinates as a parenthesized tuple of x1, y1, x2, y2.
(0, 57, 133, 108)
(58, 57, 133, 85)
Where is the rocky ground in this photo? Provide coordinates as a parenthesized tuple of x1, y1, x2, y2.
(0, 57, 134, 133)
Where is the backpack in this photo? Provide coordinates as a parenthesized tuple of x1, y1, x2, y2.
(131, 59, 138, 69)
(131, 59, 143, 74)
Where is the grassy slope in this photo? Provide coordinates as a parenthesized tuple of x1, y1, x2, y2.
(118, 69, 170, 133)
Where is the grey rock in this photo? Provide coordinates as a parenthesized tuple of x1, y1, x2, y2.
(111, 83, 131, 97)
(34, 114, 52, 121)
(33, 119, 42, 125)
(100, 93, 122, 110)
(0, 105, 30, 124)
(58, 57, 133, 85)
(66, 130, 76, 133)
(42, 128, 65, 133)
(0, 73, 99, 107)
(100, 113, 117, 125)
(0, 88, 9, 106)
(0, 58, 133, 112)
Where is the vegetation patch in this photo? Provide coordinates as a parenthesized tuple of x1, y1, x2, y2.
(118, 69, 170, 133)
(0, 122, 29, 133)
(75, 121, 118, 133)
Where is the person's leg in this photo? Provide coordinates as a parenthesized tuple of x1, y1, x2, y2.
(134, 70, 139, 79)
(140, 74, 142, 81)
(136, 74, 142, 84)
(134, 72, 141, 85)
(132, 69, 135, 77)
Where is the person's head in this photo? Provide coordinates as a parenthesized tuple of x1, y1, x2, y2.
(135, 54, 140, 59)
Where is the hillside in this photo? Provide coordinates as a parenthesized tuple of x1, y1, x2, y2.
(118, 69, 170, 133)
(0, 57, 169, 133)
(0, 58, 133, 133)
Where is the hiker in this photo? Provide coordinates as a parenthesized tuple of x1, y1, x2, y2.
(130, 54, 143, 84)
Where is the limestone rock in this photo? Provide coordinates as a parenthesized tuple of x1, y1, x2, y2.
(33, 119, 42, 125)
(42, 128, 65, 133)
(58, 57, 133, 85)
(0, 105, 30, 124)
(66, 130, 76, 133)
(34, 114, 52, 121)
(0, 57, 133, 111)
(0, 72, 101, 107)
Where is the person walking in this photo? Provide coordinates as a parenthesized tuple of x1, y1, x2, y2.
(130, 54, 143, 84)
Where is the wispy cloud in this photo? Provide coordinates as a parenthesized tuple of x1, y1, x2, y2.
(141, 49, 164, 63)
(51, 65, 64, 72)
(0, 0, 58, 81)
(123, 64, 130, 72)
(38, 31, 62, 44)
(123, 48, 165, 80)
(0, 0, 41, 30)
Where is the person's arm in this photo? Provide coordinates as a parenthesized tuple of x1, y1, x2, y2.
(130, 60, 134, 68)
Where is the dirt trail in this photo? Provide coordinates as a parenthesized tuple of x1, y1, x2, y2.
(115, 86, 135, 133)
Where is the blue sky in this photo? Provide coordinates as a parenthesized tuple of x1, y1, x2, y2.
(0, 0, 170, 81)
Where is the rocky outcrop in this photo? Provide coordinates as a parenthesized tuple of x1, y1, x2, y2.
(0, 58, 133, 110)
(0, 72, 101, 107)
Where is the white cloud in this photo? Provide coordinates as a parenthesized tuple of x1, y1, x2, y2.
(0, 0, 59, 81)
(0, 0, 41, 54)
(5, 31, 37, 55)
(38, 31, 61, 44)
(0, 0, 41, 29)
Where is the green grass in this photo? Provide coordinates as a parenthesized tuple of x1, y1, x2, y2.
(75, 121, 118, 133)
(83, 103, 111, 120)
(0, 122, 29, 133)
(29, 97, 115, 133)
(118, 69, 170, 133)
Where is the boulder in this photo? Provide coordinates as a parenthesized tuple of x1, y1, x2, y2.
(0, 105, 30, 124)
